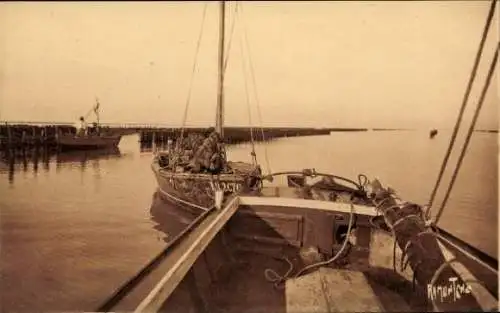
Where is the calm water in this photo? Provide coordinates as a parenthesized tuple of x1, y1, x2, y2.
(0, 131, 497, 311)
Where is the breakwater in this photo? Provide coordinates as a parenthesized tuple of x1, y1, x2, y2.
(0, 124, 117, 151)
(0, 124, 74, 151)
(137, 127, 341, 145)
(0, 123, 367, 152)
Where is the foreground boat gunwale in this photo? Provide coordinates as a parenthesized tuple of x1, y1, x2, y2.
(238, 194, 378, 216)
(134, 196, 241, 312)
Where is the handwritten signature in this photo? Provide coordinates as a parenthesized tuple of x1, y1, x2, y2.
(427, 277, 473, 303)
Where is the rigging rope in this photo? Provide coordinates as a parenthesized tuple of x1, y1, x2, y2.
(223, 2, 239, 75)
(433, 42, 499, 225)
(177, 2, 208, 151)
(239, 4, 272, 175)
(239, 31, 258, 165)
(426, 0, 497, 214)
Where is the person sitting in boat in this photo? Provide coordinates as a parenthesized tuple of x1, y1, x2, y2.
(75, 116, 88, 136)
(186, 127, 226, 174)
(172, 134, 201, 166)
(189, 133, 204, 151)
(91, 122, 99, 135)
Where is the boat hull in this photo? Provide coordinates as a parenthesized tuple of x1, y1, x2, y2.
(55, 147, 121, 164)
(152, 160, 260, 212)
(56, 134, 122, 150)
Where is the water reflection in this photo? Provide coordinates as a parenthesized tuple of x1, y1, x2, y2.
(140, 141, 154, 153)
(140, 141, 170, 153)
(8, 154, 14, 184)
(55, 147, 121, 165)
(0, 147, 122, 184)
(149, 191, 198, 243)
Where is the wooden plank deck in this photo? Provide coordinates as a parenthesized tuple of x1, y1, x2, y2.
(285, 268, 383, 313)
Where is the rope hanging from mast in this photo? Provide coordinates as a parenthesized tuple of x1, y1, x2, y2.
(239, 3, 272, 175)
(177, 2, 208, 151)
(223, 2, 270, 170)
(426, 0, 497, 214)
(239, 24, 258, 165)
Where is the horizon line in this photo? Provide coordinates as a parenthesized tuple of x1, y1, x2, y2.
(0, 120, 498, 132)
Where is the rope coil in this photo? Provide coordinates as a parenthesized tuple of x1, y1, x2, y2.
(263, 202, 356, 289)
(263, 256, 294, 289)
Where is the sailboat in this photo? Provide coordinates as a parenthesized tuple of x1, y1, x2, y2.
(56, 98, 122, 151)
(151, 2, 262, 212)
(101, 1, 498, 312)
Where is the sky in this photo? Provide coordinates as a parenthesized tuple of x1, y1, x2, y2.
(0, 1, 498, 129)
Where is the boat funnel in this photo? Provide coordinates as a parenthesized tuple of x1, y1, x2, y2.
(215, 190, 224, 210)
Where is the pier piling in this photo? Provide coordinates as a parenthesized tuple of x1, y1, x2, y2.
(1, 122, 355, 152)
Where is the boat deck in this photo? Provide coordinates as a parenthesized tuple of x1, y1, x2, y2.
(286, 267, 384, 312)
(105, 188, 497, 312)
(160, 248, 427, 313)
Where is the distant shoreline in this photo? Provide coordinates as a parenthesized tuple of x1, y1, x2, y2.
(0, 121, 497, 133)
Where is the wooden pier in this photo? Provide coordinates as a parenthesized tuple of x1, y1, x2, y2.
(0, 123, 120, 152)
(137, 126, 351, 145)
(1, 122, 356, 151)
(0, 124, 75, 151)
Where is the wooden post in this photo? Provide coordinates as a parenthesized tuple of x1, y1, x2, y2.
(55, 126, 59, 150)
(32, 127, 37, 147)
(21, 130, 26, 147)
(42, 127, 46, 144)
(7, 124, 12, 147)
(152, 131, 157, 152)
(369, 179, 482, 311)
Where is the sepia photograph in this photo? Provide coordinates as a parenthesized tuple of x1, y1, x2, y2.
(0, 1, 498, 312)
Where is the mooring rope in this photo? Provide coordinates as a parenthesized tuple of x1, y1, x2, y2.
(263, 256, 294, 290)
(293, 202, 355, 277)
(426, 0, 497, 215)
(262, 202, 355, 289)
(157, 185, 210, 212)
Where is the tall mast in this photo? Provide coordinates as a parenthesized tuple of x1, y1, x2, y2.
(215, 1, 225, 136)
